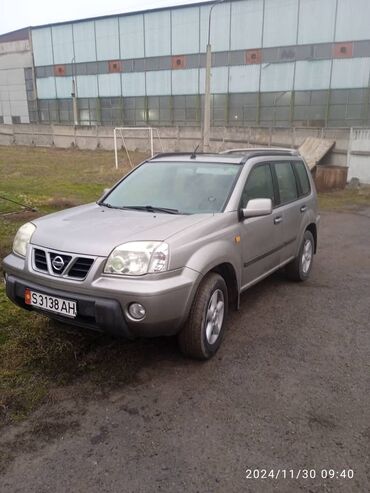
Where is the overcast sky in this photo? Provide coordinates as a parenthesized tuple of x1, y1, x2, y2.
(0, 0, 207, 35)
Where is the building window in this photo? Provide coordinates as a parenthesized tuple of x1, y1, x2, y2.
(11, 116, 21, 124)
(58, 99, 73, 123)
(0, 116, 4, 124)
(78, 98, 98, 125)
(122, 97, 147, 126)
(100, 97, 123, 126)
(229, 93, 258, 126)
(147, 96, 172, 125)
(173, 95, 200, 126)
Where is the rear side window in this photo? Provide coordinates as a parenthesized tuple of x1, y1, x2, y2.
(274, 162, 298, 204)
(294, 161, 311, 196)
(241, 164, 275, 208)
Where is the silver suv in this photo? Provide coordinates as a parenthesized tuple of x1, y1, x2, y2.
(3, 148, 319, 359)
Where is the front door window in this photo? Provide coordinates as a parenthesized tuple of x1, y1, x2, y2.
(241, 163, 275, 207)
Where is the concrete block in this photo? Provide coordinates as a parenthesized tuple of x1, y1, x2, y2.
(0, 124, 14, 145)
(75, 137, 98, 150)
(53, 135, 76, 148)
(0, 134, 13, 145)
(14, 133, 35, 146)
(52, 124, 76, 136)
(34, 134, 54, 147)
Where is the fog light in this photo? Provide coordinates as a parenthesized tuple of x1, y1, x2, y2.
(128, 302, 146, 320)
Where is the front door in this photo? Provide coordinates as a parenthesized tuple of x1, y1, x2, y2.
(240, 163, 284, 288)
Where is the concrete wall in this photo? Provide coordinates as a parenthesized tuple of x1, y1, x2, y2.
(7, 122, 370, 181)
(0, 123, 350, 159)
(9, 122, 370, 181)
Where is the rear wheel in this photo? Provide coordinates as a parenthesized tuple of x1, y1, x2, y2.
(178, 272, 228, 360)
(286, 230, 314, 282)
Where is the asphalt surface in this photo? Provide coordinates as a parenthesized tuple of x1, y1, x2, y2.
(1, 210, 370, 493)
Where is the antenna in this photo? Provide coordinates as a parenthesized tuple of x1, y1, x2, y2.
(190, 143, 201, 159)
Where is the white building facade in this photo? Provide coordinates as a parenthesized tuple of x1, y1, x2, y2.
(1, 0, 370, 128)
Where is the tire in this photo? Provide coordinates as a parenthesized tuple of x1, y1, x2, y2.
(285, 230, 315, 282)
(178, 272, 228, 360)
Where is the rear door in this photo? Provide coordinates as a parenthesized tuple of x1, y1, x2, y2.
(240, 162, 284, 287)
(272, 160, 307, 262)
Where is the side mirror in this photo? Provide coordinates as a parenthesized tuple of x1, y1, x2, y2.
(241, 198, 272, 219)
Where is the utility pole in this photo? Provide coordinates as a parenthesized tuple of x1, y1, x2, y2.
(71, 57, 79, 126)
(203, 0, 224, 152)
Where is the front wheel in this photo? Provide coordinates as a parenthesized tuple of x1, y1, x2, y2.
(178, 272, 228, 360)
(285, 230, 315, 282)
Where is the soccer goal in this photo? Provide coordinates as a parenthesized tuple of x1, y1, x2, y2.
(113, 127, 164, 169)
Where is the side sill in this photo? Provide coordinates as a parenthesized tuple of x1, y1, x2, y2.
(240, 257, 295, 293)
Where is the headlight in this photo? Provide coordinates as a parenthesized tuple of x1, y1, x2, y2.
(104, 241, 169, 276)
(13, 222, 36, 257)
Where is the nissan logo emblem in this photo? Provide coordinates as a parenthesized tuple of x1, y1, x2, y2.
(52, 256, 65, 271)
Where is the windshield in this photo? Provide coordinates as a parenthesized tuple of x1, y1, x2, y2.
(103, 161, 241, 214)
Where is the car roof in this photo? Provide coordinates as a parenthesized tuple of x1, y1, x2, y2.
(150, 148, 300, 165)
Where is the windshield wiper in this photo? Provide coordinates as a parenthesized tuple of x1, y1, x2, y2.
(99, 203, 181, 214)
(120, 205, 180, 214)
(99, 202, 115, 208)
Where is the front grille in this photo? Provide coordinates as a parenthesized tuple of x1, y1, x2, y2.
(34, 249, 48, 271)
(49, 252, 72, 274)
(68, 257, 94, 279)
(32, 248, 95, 280)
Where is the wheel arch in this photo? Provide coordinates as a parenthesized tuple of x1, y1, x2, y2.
(210, 262, 239, 310)
(306, 223, 317, 253)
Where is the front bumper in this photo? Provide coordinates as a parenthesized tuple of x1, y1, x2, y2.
(3, 252, 201, 338)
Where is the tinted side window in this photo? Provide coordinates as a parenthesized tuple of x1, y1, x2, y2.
(294, 161, 311, 196)
(241, 164, 274, 208)
(274, 162, 298, 204)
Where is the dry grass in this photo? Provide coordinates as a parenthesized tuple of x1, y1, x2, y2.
(318, 186, 370, 211)
(0, 145, 140, 214)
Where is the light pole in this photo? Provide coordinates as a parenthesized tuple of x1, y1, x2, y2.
(203, 0, 224, 152)
(71, 57, 79, 126)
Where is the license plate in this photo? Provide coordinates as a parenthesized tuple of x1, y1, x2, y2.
(25, 289, 77, 318)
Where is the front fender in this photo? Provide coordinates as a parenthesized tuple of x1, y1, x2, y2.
(185, 239, 242, 291)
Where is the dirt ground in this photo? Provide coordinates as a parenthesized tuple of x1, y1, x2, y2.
(0, 208, 369, 493)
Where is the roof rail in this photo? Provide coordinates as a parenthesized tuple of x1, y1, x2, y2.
(240, 150, 300, 163)
(151, 152, 199, 159)
(221, 147, 299, 156)
(150, 149, 300, 164)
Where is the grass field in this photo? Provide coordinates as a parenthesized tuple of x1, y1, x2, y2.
(0, 146, 145, 426)
(1, 145, 370, 426)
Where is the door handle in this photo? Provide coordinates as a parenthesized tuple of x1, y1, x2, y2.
(300, 205, 307, 213)
(274, 216, 283, 225)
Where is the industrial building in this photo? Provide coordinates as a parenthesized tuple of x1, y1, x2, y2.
(1, 0, 370, 128)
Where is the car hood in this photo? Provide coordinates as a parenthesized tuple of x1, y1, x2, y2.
(31, 203, 210, 256)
